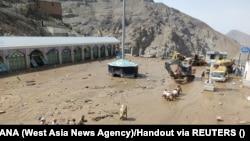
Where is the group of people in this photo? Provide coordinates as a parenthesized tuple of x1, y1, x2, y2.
(233, 65, 244, 77)
(162, 84, 182, 101)
(39, 115, 88, 125)
(39, 117, 58, 125)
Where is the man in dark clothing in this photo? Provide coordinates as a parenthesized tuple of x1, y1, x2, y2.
(201, 71, 205, 80)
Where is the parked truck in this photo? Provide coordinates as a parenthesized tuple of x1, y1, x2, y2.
(210, 65, 228, 82)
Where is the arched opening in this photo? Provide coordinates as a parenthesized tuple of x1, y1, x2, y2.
(30, 49, 47, 68)
(100, 45, 106, 58)
(107, 45, 112, 57)
(62, 47, 72, 64)
(84, 47, 91, 61)
(47, 48, 59, 65)
(92, 46, 99, 60)
(112, 46, 117, 56)
(8, 50, 26, 71)
(0, 56, 8, 74)
(74, 47, 82, 62)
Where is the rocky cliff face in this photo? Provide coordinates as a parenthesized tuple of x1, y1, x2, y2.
(0, 0, 241, 58)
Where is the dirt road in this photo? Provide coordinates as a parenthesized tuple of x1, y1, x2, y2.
(0, 56, 249, 125)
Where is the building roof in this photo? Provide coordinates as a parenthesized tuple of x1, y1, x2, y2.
(206, 51, 228, 55)
(0, 36, 120, 50)
(108, 59, 138, 67)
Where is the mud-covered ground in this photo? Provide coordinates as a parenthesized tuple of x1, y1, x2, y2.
(0, 56, 250, 125)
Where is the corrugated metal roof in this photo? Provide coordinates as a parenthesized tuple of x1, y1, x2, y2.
(0, 36, 120, 50)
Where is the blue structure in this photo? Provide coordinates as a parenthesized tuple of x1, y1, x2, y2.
(107, 0, 138, 78)
(108, 59, 138, 77)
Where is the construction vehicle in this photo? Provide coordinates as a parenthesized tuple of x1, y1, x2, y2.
(210, 64, 228, 82)
(192, 54, 206, 66)
(205, 51, 234, 74)
(216, 59, 234, 73)
(165, 59, 195, 84)
(172, 51, 185, 61)
(205, 60, 234, 74)
(184, 54, 206, 66)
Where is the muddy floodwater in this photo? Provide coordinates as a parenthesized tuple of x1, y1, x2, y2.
(0, 56, 249, 125)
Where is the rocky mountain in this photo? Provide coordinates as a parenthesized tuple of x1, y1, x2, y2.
(226, 30, 250, 47)
(0, 0, 241, 59)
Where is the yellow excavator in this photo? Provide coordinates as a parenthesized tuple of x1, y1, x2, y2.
(216, 59, 234, 73)
(205, 51, 234, 74)
(172, 51, 185, 61)
(206, 58, 234, 74)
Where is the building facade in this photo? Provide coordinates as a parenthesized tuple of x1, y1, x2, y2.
(0, 37, 120, 74)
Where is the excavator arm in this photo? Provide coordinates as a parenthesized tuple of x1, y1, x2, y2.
(165, 61, 176, 77)
(165, 59, 195, 83)
(165, 59, 183, 77)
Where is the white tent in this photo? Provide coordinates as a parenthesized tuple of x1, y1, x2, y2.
(242, 60, 250, 87)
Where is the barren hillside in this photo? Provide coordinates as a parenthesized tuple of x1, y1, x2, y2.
(0, 0, 241, 58)
(226, 30, 250, 47)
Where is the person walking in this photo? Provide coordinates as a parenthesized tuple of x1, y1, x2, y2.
(201, 71, 205, 80)
(176, 85, 182, 95)
(51, 118, 59, 125)
(39, 117, 47, 125)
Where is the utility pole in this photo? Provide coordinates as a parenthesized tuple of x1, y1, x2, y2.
(121, 0, 125, 59)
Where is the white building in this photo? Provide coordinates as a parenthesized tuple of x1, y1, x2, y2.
(0, 36, 120, 74)
(242, 60, 250, 87)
